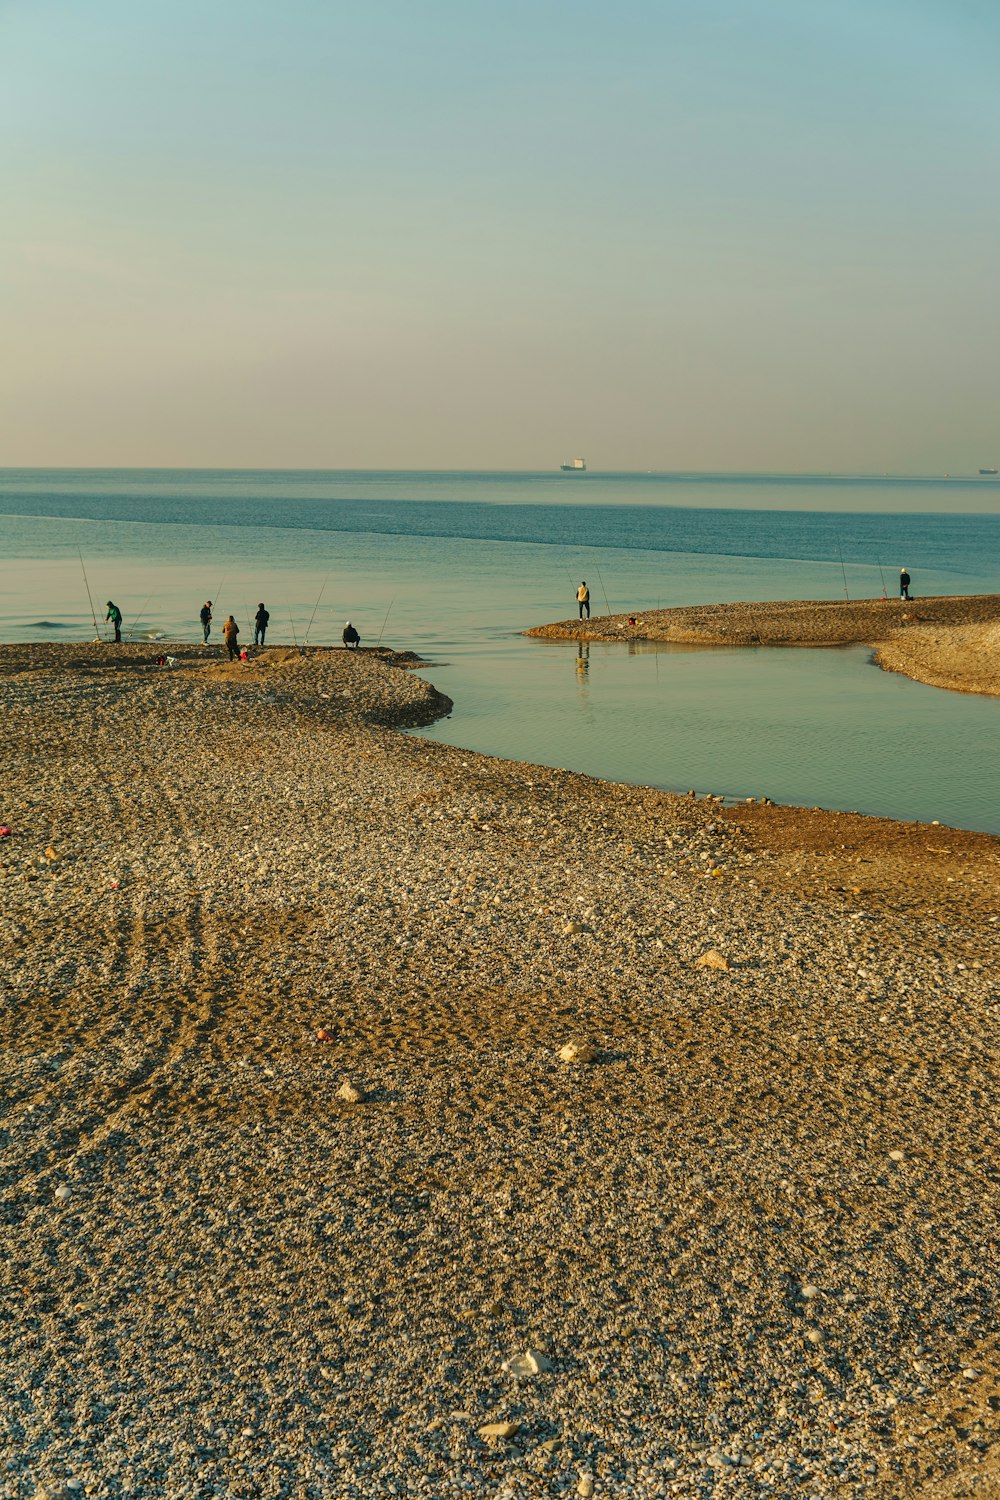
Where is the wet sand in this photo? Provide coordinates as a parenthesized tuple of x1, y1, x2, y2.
(1, 642, 997, 1498)
(525, 595, 1000, 696)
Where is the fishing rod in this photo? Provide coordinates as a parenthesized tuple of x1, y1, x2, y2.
(77, 548, 103, 640)
(836, 543, 850, 601)
(287, 604, 300, 650)
(209, 574, 225, 627)
(594, 560, 613, 617)
(127, 596, 152, 641)
(876, 558, 888, 599)
(563, 563, 580, 615)
(375, 597, 395, 648)
(304, 577, 327, 647)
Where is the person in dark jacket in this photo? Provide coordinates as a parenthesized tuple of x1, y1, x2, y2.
(222, 615, 240, 661)
(104, 601, 122, 643)
(343, 620, 360, 648)
(254, 603, 270, 646)
(200, 601, 213, 643)
(899, 568, 911, 600)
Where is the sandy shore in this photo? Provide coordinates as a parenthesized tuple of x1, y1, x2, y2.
(525, 595, 1000, 696)
(1, 642, 997, 1498)
(875, 622, 1000, 698)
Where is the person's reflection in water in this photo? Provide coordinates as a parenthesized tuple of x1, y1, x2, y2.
(575, 642, 590, 697)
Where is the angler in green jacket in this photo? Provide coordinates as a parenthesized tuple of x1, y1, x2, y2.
(105, 601, 123, 643)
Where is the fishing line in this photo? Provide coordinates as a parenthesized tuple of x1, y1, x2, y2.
(876, 558, 887, 598)
(127, 596, 152, 640)
(305, 577, 328, 647)
(376, 597, 395, 648)
(836, 543, 850, 601)
(594, 561, 613, 617)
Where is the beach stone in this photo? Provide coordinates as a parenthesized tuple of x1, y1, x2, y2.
(479, 1420, 520, 1441)
(337, 1080, 364, 1103)
(564, 920, 585, 935)
(559, 1040, 598, 1064)
(695, 948, 731, 972)
(888, 1149, 905, 1162)
(502, 1349, 552, 1377)
(577, 1475, 595, 1497)
(53, 1184, 71, 1203)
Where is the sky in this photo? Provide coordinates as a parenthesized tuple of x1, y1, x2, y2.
(2, 0, 1000, 472)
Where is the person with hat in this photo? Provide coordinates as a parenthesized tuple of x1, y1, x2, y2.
(899, 568, 911, 600)
(343, 620, 360, 649)
(104, 600, 122, 643)
(199, 600, 213, 643)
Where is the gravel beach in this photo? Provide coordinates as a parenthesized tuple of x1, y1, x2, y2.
(1, 642, 997, 1499)
(525, 596, 1000, 697)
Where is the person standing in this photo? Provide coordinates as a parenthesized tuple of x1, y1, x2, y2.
(223, 614, 240, 661)
(343, 620, 360, 648)
(104, 601, 122, 643)
(900, 568, 911, 600)
(200, 600, 213, 643)
(576, 581, 590, 619)
(254, 603, 270, 646)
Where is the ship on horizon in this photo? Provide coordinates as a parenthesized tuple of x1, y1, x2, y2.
(560, 457, 587, 471)
(979, 466, 998, 475)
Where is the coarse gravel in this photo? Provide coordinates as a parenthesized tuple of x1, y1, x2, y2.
(0, 641, 997, 1500)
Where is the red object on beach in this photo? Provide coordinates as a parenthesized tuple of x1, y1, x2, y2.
(0, 826, 10, 838)
(315, 1027, 335, 1043)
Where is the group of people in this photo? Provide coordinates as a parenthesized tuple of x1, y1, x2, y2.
(105, 571, 917, 650)
(199, 602, 361, 657)
(199, 601, 267, 660)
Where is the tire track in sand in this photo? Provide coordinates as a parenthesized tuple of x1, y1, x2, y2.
(0, 758, 225, 1203)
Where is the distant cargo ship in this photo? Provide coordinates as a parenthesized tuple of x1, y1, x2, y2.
(560, 457, 587, 471)
(979, 467, 998, 475)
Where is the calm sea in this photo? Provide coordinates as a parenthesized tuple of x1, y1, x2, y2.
(1, 469, 997, 832)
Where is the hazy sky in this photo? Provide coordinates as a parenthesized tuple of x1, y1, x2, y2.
(3, 0, 1000, 471)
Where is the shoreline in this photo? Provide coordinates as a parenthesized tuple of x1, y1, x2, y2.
(525, 594, 1000, 697)
(1, 643, 997, 1497)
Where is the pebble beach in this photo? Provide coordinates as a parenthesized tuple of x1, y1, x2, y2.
(1, 641, 997, 1499)
(525, 596, 1000, 698)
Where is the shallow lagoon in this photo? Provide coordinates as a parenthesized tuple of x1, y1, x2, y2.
(415, 635, 1000, 834)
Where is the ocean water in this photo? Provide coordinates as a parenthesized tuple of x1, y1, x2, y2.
(0, 469, 997, 831)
